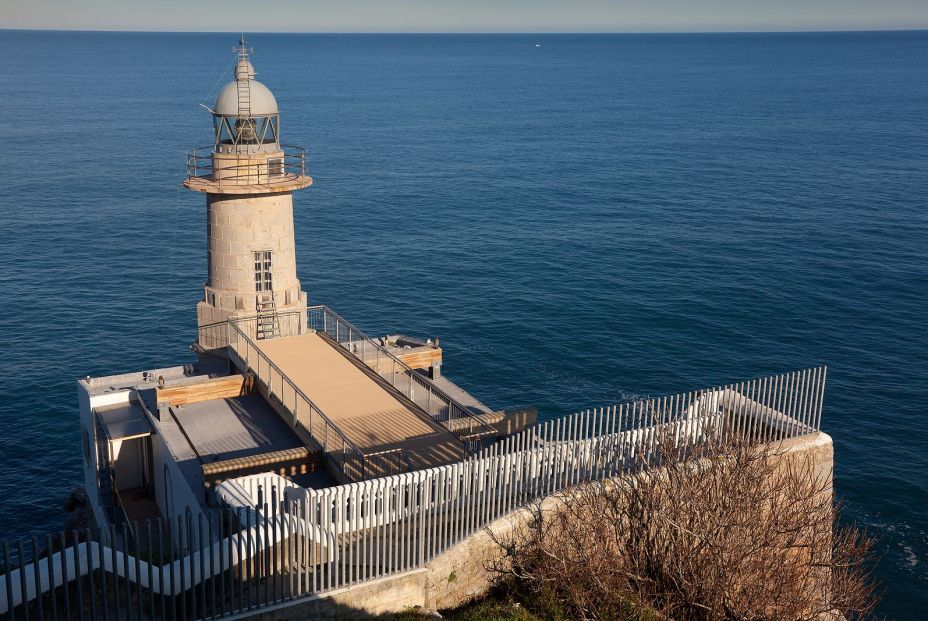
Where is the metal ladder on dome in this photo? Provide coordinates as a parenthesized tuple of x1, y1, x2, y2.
(256, 293, 281, 340)
(237, 73, 251, 118)
(234, 34, 253, 140)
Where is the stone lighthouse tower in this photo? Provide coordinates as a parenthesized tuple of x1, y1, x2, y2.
(185, 37, 311, 345)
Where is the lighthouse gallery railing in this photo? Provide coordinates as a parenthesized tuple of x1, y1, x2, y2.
(185, 144, 307, 188)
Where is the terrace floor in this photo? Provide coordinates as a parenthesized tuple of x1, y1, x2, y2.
(175, 394, 303, 463)
(254, 333, 465, 470)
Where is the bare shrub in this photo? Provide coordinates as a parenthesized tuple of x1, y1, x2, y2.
(495, 435, 877, 621)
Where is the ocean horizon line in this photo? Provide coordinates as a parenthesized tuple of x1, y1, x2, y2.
(3, 27, 927, 35)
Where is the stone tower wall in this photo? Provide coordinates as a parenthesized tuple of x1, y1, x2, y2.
(196, 191, 307, 333)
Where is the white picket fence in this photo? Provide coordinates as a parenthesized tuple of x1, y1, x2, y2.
(219, 367, 827, 593)
(0, 367, 826, 620)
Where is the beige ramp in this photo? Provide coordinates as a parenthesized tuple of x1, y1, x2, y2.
(255, 332, 464, 471)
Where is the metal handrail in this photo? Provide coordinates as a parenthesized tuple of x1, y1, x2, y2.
(185, 144, 307, 186)
(224, 318, 370, 481)
(194, 319, 234, 352)
(363, 446, 413, 476)
(307, 305, 498, 444)
(196, 307, 497, 461)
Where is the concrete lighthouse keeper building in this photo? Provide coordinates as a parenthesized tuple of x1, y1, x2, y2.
(185, 39, 312, 343)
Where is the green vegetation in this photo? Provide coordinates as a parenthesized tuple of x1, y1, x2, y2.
(441, 599, 540, 621)
(394, 594, 541, 621)
(393, 581, 659, 621)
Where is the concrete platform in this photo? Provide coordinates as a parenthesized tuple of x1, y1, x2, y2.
(429, 376, 493, 416)
(175, 393, 304, 464)
(254, 333, 465, 471)
(155, 393, 311, 504)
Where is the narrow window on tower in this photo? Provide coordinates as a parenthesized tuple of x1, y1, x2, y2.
(254, 250, 273, 292)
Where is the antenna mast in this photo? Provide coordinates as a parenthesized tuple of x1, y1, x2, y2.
(233, 34, 252, 61)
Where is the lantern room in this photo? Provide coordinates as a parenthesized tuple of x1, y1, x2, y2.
(183, 37, 311, 195)
(211, 55, 281, 155)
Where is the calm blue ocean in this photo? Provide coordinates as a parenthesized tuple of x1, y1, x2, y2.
(0, 30, 925, 616)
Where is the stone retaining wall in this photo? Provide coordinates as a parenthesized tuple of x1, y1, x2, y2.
(239, 431, 833, 619)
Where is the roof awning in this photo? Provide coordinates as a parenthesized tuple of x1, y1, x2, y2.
(95, 401, 152, 441)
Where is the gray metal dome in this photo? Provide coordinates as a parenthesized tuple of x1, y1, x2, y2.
(214, 76, 278, 116)
(235, 59, 255, 80)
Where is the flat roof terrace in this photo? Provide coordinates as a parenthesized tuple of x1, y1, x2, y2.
(254, 332, 465, 471)
(159, 392, 335, 498)
(174, 394, 301, 463)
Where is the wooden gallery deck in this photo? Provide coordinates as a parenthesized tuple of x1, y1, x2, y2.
(254, 333, 464, 471)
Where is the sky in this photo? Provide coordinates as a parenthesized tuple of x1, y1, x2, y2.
(3, 0, 928, 33)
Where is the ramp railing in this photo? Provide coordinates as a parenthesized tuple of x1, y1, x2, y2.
(225, 319, 398, 482)
(307, 305, 498, 447)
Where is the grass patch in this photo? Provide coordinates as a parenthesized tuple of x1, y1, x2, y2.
(445, 599, 540, 621)
(394, 599, 540, 621)
(393, 580, 661, 621)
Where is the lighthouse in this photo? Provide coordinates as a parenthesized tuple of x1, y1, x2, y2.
(185, 37, 312, 344)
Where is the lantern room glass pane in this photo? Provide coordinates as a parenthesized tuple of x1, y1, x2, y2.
(214, 115, 280, 148)
(270, 117, 279, 143)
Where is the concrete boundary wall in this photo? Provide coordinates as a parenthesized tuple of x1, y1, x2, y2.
(426, 431, 833, 611)
(242, 431, 833, 619)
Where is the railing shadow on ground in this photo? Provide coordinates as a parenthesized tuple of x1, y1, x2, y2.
(305, 306, 498, 446)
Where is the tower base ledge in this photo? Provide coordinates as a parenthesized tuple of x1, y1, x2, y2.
(183, 175, 313, 195)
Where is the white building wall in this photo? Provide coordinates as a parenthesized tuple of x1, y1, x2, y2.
(77, 383, 134, 530)
(151, 434, 205, 526)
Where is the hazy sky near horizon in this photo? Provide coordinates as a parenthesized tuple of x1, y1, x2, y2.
(3, 0, 928, 33)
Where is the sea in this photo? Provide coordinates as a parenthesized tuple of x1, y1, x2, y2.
(0, 30, 925, 617)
